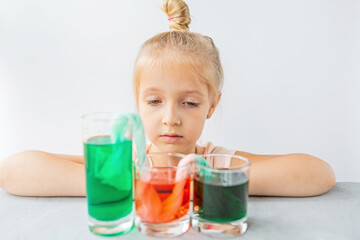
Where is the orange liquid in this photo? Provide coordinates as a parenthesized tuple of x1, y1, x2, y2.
(135, 170, 190, 223)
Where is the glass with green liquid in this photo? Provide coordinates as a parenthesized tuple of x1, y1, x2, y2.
(82, 112, 135, 236)
(192, 154, 251, 238)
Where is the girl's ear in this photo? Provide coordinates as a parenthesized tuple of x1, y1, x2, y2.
(207, 92, 222, 119)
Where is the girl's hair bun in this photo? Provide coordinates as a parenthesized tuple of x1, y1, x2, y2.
(162, 0, 191, 31)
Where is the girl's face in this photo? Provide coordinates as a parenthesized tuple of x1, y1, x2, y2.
(138, 64, 217, 154)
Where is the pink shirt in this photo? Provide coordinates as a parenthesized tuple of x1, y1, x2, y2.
(142, 142, 236, 168)
(195, 142, 237, 168)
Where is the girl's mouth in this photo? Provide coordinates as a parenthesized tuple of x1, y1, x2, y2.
(160, 134, 183, 143)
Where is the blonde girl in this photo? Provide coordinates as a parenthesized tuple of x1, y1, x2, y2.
(0, 0, 335, 197)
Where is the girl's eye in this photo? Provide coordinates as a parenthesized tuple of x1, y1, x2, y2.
(183, 101, 199, 107)
(147, 99, 161, 105)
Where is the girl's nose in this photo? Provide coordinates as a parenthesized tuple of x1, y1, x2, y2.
(162, 104, 181, 126)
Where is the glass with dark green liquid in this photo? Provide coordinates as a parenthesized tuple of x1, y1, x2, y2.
(82, 112, 135, 236)
(192, 154, 251, 238)
(193, 175, 248, 222)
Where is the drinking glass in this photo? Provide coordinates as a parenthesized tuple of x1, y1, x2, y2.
(134, 153, 192, 237)
(192, 154, 251, 238)
(82, 112, 134, 236)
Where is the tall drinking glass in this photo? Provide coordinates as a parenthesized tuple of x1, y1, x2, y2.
(192, 154, 251, 238)
(82, 112, 134, 236)
(134, 153, 192, 237)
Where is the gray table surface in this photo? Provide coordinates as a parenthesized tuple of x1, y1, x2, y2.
(0, 182, 359, 240)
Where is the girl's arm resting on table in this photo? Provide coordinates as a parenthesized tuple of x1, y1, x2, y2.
(0, 151, 85, 197)
(234, 151, 336, 197)
(0, 150, 335, 197)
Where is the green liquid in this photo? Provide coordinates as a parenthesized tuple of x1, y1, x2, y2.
(193, 175, 248, 222)
(84, 136, 133, 221)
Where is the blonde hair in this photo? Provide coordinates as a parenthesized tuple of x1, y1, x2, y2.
(133, 0, 223, 102)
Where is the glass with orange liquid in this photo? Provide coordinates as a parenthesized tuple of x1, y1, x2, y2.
(134, 153, 191, 237)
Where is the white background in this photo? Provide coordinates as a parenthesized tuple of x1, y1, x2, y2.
(0, 0, 359, 182)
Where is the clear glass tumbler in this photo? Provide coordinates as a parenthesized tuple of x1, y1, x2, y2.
(134, 152, 192, 237)
(82, 112, 134, 236)
(192, 153, 251, 238)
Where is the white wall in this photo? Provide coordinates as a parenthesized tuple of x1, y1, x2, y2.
(0, 0, 359, 182)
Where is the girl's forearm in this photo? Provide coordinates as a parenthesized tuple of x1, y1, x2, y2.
(1, 151, 86, 197)
(0, 150, 335, 198)
(248, 153, 336, 197)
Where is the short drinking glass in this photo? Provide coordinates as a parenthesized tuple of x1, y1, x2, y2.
(135, 153, 192, 237)
(192, 154, 251, 238)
